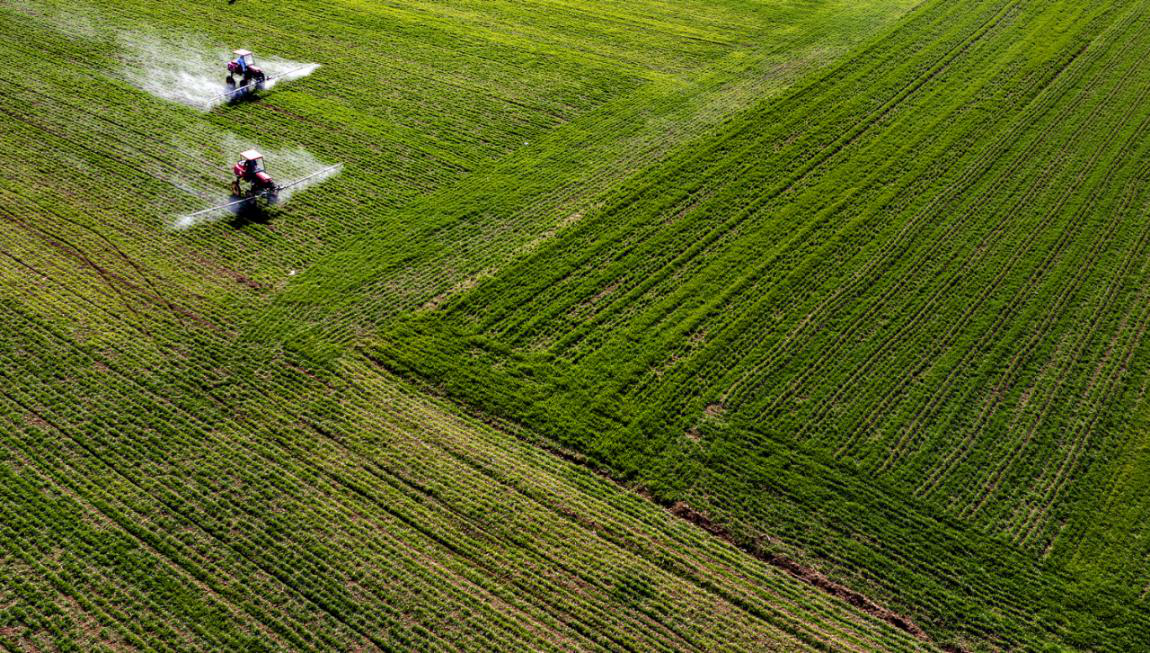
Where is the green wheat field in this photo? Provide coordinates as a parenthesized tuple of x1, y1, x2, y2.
(3, 0, 1149, 650)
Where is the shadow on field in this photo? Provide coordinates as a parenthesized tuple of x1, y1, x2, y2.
(224, 87, 261, 107)
(228, 200, 274, 228)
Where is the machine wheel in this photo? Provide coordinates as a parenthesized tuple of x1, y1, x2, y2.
(254, 71, 266, 91)
(231, 180, 242, 197)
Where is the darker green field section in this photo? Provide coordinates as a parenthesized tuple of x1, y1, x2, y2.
(357, 0, 1150, 649)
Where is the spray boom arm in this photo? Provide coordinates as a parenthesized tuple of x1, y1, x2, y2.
(177, 164, 342, 223)
(204, 64, 317, 108)
(274, 164, 342, 192)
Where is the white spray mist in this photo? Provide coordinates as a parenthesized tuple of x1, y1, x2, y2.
(118, 33, 319, 110)
(172, 133, 340, 230)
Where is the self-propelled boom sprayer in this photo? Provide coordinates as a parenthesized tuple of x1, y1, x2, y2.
(176, 150, 341, 226)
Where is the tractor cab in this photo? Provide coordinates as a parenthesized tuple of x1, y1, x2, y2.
(232, 150, 276, 198)
(226, 50, 266, 92)
(237, 150, 265, 175)
(232, 49, 255, 71)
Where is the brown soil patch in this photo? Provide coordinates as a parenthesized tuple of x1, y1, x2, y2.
(23, 413, 50, 431)
(703, 402, 726, 418)
(421, 272, 487, 312)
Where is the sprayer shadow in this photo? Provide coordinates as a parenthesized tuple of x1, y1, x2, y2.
(223, 88, 262, 107)
(227, 199, 275, 228)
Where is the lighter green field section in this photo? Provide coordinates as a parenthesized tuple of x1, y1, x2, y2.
(0, 0, 932, 651)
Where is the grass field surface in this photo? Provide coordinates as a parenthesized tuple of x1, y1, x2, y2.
(4, 0, 1149, 650)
